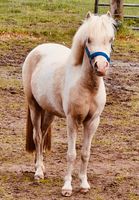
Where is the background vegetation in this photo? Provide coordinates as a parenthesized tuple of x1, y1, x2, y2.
(0, 0, 139, 61)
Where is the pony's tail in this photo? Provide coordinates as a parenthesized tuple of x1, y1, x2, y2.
(26, 107, 52, 152)
(43, 126, 51, 151)
(26, 107, 35, 152)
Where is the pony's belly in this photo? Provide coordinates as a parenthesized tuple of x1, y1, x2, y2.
(31, 62, 66, 117)
(32, 88, 65, 117)
(38, 95, 65, 117)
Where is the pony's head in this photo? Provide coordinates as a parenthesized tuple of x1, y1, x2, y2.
(72, 11, 116, 76)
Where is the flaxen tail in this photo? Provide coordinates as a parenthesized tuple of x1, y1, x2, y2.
(26, 107, 52, 152)
(26, 107, 35, 152)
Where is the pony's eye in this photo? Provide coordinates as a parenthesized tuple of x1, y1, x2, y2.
(87, 38, 91, 44)
(109, 37, 113, 43)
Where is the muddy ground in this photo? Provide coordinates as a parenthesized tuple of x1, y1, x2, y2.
(0, 43, 139, 200)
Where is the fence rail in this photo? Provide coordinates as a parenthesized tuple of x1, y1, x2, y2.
(124, 15, 139, 19)
(98, 3, 139, 7)
(94, 1, 139, 30)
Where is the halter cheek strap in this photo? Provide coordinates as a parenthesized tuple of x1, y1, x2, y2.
(85, 46, 110, 64)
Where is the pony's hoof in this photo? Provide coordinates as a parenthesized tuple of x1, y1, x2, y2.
(34, 174, 44, 180)
(80, 188, 90, 194)
(61, 189, 72, 197)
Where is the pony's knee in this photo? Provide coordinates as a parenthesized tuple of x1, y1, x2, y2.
(33, 130, 42, 145)
(67, 151, 76, 162)
(81, 151, 90, 163)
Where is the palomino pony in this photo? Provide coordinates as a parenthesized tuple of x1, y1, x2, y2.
(22, 11, 116, 196)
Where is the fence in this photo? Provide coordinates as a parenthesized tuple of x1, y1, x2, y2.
(94, 0, 139, 30)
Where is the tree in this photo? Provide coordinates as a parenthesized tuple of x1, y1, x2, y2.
(110, 0, 124, 20)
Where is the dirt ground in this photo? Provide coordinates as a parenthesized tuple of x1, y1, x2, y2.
(0, 44, 139, 200)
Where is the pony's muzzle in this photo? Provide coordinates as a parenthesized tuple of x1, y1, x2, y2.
(94, 61, 109, 76)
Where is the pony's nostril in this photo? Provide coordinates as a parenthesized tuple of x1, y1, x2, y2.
(94, 62, 98, 69)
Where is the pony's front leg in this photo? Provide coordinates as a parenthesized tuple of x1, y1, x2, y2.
(79, 116, 100, 193)
(30, 106, 45, 180)
(62, 115, 77, 197)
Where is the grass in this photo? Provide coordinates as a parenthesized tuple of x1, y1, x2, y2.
(0, 78, 21, 90)
(0, 0, 138, 60)
(0, 187, 13, 200)
(0, 0, 91, 40)
(129, 193, 139, 200)
(39, 177, 63, 186)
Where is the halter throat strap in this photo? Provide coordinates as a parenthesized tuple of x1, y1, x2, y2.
(85, 46, 110, 63)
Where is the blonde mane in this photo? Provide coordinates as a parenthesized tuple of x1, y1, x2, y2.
(71, 13, 116, 66)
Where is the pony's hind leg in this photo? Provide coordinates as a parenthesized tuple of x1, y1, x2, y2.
(29, 101, 44, 180)
(79, 116, 100, 193)
(41, 111, 54, 152)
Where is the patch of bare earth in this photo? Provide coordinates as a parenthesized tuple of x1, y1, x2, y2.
(0, 43, 139, 200)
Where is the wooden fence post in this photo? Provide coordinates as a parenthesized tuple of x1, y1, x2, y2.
(110, 0, 124, 20)
(94, 0, 99, 14)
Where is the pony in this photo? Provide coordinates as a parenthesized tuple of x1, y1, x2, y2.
(22, 11, 116, 197)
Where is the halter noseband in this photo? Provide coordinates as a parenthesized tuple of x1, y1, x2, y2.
(85, 46, 110, 65)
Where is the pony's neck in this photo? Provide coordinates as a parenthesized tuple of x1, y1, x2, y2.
(70, 39, 84, 66)
(70, 37, 101, 92)
(70, 22, 101, 92)
(80, 54, 101, 92)
(70, 24, 86, 66)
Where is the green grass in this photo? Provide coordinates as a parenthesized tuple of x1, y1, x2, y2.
(0, 0, 92, 40)
(0, 1, 138, 64)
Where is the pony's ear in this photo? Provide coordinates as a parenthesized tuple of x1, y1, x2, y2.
(86, 11, 92, 19)
(107, 11, 112, 17)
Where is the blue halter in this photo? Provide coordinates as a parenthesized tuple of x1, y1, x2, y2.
(85, 46, 110, 64)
